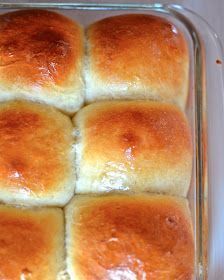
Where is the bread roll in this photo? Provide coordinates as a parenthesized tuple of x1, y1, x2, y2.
(0, 101, 75, 206)
(0, 9, 84, 114)
(0, 205, 64, 280)
(74, 101, 192, 196)
(86, 14, 189, 109)
(66, 194, 194, 279)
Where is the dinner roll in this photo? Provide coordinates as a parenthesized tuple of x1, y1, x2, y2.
(86, 14, 189, 109)
(74, 101, 192, 196)
(0, 9, 84, 114)
(0, 101, 75, 206)
(66, 194, 194, 279)
(0, 205, 64, 280)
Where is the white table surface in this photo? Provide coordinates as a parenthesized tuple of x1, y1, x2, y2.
(2, 1, 224, 279)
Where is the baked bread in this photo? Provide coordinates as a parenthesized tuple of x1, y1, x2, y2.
(65, 194, 194, 279)
(0, 100, 75, 206)
(74, 101, 192, 196)
(0, 205, 64, 280)
(0, 9, 84, 114)
(85, 14, 189, 109)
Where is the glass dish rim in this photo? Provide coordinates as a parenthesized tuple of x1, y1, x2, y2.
(0, 2, 210, 279)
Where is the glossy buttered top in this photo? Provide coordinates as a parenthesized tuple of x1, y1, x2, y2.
(74, 101, 192, 196)
(68, 194, 194, 280)
(86, 14, 189, 109)
(0, 9, 82, 88)
(0, 101, 74, 202)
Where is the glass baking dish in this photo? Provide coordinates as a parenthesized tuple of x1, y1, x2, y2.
(0, 2, 223, 279)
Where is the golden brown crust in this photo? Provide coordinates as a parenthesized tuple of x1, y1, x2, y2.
(74, 101, 192, 196)
(67, 194, 194, 279)
(85, 102, 191, 158)
(0, 205, 64, 280)
(0, 10, 84, 113)
(86, 14, 189, 108)
(0, 9, 82, 87)
(0, 100, 75, 205)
